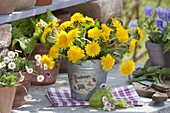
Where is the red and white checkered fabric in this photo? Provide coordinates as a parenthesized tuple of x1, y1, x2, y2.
(46, 85, 143, 107)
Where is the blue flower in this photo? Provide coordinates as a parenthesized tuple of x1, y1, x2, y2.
(155, 18, 167, 33)
(166, 9, 170, 21)
(143, 5, 154, 17)
(128, 19, 138, 30)
(156, 6, 167, 20)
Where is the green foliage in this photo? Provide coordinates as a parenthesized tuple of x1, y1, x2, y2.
(132, 64, 170, 84)
(89, 87, 129, 109)
(0, 73, 18, 87)
(11, 9, 59, 55)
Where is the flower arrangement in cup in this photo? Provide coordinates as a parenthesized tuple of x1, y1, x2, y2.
(37, 12, 143, 76)
(143, 5, 170, 53)
(0, 50, 45, 101)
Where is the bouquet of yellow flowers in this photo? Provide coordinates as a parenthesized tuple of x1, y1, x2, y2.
(39, 12, 143, 76)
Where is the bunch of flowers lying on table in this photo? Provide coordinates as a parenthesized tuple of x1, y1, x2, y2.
(0, 50, 44, 101)
(143, 5, 170, 53)
(38, 12, 143, 76)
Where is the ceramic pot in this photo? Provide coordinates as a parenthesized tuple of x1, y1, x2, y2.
(67, 60, 107, 101)
(35, 0, 52, 6)
(145, 40, 170, 67)
(13, 72, 33, 107)
(0, 87, 16, 113)
(0, 0, 16, 14)
(15, 0, 36, 10)
(31, 65, 60, 85)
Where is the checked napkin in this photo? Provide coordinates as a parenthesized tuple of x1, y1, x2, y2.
(46, 85, 143, 107)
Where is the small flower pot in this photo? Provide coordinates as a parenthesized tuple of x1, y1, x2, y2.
(0, 0, 16, 14)
(35, 0, 52, 6)
(0, 87, 16, 113)
(146, 40, 170, 67)
(15, 0, 36, 10)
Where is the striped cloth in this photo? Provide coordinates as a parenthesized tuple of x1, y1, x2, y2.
(46, 85, 143, 107)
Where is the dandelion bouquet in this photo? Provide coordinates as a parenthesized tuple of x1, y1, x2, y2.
(39, 12, 143, 76)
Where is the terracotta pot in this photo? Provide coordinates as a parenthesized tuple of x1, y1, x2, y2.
(59, 59, 67, 73)
(31, 65, 60, 85)
(0, 0, 16, 14)
(0, 87, 16, 113)
(146, 40, 170, 67)
(53, 10, 71, 24)
(35, 0, 52, 6)
(13, 72, 33, 107)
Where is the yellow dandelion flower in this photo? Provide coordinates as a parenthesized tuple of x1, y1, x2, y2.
(112, 18, 122, 29)
(116, 27, 129, 43)
(119, 59, 135, 76)
(67, 46, 85, 63)
(101, 24, 113, 42)
(85, 42, 101, 57)
(88, 27, 102, 40)
(48, 45, 59, 59)
(101, 54, 115, 71)
(127, 39, 137, 56)
(71, 12, 85, 23)
(41, 55, 55, 70)
(41, 27, 52, 43)
(68, 28, 79, 39)
(58, 21, 74, 31)
(46, 20, 59, 28)
(84, 16, 95, 26)
(135, 27, 143, 42)
(55, 31, 73, 49)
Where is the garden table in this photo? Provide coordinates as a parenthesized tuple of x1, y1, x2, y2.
(12, 64, 170, 113)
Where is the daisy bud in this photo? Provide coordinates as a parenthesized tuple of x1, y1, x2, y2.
(43, 63, 48, 70)
(24, 94, 32, 101)
(35, 54, 42, 62)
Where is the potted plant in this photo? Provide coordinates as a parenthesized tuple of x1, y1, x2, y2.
(0, 50, 45, 107)
(143, 5, 170, 67)
(10, 9, 60, 85)
(0, 72, 18, 113)
(39, 12, 143, 100)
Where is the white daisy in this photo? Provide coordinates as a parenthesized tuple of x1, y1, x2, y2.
(26, 67, 33, 74)
(103, 105, 111, 111)
(24, 94, 32, 101)
(3, 57, 10, 63)
(102, 96, 108, 103)
(43, 63, 48, 70)
(35, 54, 42, 62)
(37, 75, 45, 82)
(36, 61, 42, 66)
(7, 51, 15, 59)
(18, 75, 25, 82)
(8, 62, 16, 70)
(1, 62, 6, 68)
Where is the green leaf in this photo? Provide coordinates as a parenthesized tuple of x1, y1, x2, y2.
(164, 42, 170, 53)
(94, 20, 100, 28)
(19, 37, 37, 54)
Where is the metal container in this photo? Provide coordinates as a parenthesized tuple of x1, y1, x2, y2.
(67, 60, 107, 101)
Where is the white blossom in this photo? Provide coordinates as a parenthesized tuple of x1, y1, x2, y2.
(3, 57, 10, 63)
(8, 62, 16, 70)
(7, 51, 15, 59)
(26, 67, 33, 74)
(43, 63, 48, 70)
(35, 54, 42, 62)
(24, 94, 32, 101)
(37, 75, 45, 82)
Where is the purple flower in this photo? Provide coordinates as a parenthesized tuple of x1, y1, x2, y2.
(128, 19, 138, 30)
(156, 6, 167, 20)
(166, 8, 170, 21)
(155, 18, 167, 33)
(143, 5, 154, 17)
